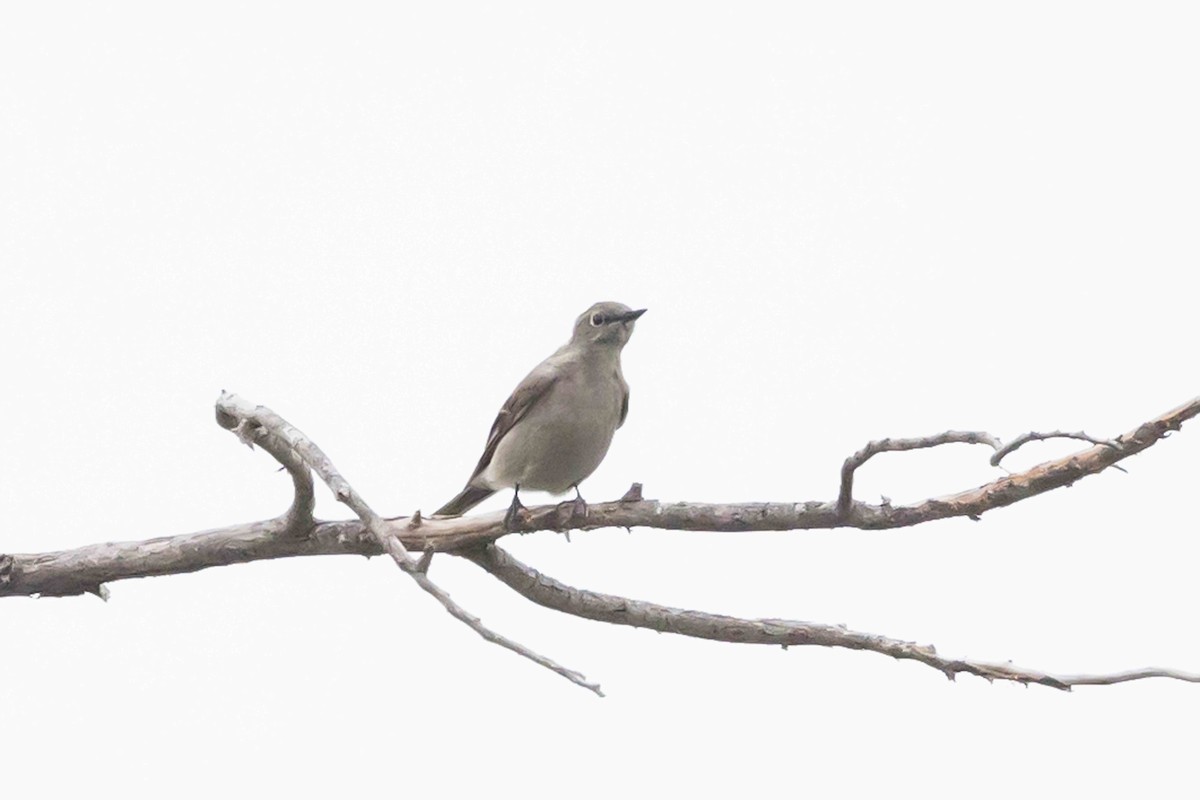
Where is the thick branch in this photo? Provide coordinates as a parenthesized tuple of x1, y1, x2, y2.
(0, 519, 373, 598)
(464, 544, 1200, 690)
(4, 397, 1197, 597)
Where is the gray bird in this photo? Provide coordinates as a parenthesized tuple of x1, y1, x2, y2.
(435, 301, 646, 528)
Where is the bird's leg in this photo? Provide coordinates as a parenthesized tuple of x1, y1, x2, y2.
(503, 485, 527, 531)
(571, 484, 588, 520)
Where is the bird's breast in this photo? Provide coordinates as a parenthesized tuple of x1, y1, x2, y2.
(483, 367, 624, 494)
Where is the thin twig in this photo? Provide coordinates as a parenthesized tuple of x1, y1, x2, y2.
(837, 430, 1003, 516)
(214, 393, 603, 697)
(990, 430, 1124, 468)
(464, 544, 1200, 690)
(1055, 668, 1200, 686)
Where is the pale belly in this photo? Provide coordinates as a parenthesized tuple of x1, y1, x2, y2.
(482, 377, 622, 494)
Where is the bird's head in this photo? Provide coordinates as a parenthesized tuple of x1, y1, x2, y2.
(571, 301, 646, 349)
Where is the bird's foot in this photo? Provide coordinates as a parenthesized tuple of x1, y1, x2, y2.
(552, 500, 577, 532)
(553, 488, 588, 536)
(503, 493, 528, 532)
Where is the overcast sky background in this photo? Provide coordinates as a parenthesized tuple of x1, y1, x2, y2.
(2, 4, 1197, 796)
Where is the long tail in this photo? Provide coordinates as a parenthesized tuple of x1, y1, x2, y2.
(434, 484, 496, 517)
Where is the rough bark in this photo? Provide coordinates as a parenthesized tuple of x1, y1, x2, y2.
(2, 394, 1197, 693)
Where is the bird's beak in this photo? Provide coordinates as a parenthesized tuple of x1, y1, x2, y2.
(619, 308, 647, 323)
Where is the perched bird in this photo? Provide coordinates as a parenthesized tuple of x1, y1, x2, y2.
(435, 301, 646, 528)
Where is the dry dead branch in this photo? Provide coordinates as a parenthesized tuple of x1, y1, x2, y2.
(3, 394, 1198, 694)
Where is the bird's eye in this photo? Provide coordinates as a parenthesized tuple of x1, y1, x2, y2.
(590, 313, 605, 327)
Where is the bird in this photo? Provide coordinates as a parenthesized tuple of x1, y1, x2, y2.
(435, 301, 646, 529)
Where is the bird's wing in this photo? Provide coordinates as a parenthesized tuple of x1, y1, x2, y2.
(466, 363, 559, 484)
(617, 371, 630, 428)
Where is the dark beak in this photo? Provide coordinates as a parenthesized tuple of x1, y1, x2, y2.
(619, 308, 647, 323)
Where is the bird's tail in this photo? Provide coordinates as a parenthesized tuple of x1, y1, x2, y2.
(434, 484, 496, 517)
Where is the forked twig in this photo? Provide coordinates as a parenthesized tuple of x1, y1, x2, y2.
(837, 431, 1002, 516)
(990, 430, 1124, 468)
(215, 393, 602, 696)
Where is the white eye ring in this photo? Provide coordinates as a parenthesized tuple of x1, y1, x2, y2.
(589, 313, 605, 327)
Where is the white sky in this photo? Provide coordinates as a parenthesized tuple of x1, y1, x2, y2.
(2, 3, 1197, 797)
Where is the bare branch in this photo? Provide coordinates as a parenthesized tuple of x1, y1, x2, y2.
(464, 544, 1200, 690)
(1053, 668, 1200, 686)
(213, 393, 602, 697)
(990, 430, 1123, 468)
(4, 395, 1198, 693)
(215, 401, 314, 532)
(5, 397, 1198, 596)
(0, 519, 376, 599)
(837, 431, 1002, 517)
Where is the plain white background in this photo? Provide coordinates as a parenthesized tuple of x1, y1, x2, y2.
(2, 3, 1196, 796)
